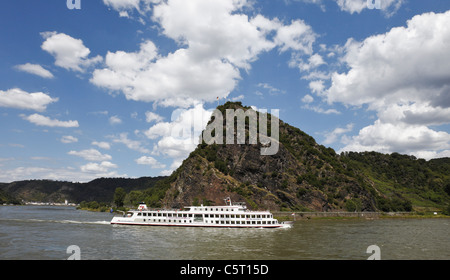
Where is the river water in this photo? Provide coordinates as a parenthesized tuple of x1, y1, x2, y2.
(0, 206, 448, 260)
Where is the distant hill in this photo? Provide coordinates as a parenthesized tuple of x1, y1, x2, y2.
(342, 152, 450, 211)
(0, 177, 165, 204)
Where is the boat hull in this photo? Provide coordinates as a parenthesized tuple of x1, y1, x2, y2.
(110, 220, 290, 228)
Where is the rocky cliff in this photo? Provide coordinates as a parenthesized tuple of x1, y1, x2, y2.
(161, 102, 378, 211)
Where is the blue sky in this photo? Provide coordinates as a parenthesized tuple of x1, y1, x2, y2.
(1, 0, 450, 182)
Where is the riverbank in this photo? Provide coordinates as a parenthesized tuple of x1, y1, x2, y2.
(273, 211, 450, 221)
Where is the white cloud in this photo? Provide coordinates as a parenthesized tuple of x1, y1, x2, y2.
(0, 165, 127, 183)
(274, 19, 316, 54)
(92, 141, 111, 150)
(323, 123, 354, 145)
(340, 120, 450, 159)
(41, 31, 102, 72)
(257, 83, 286, 96)
(109, 115, 122, 125)
(80, 161, 118, 173)
(21, 113, 79, 128)
(103, 0, 141, 11)
(145, 111, 164, 123)
(0, 88, 58, 112)
(335, 0, 368, 14)
(92, 0, 317, 107)
(135, 156, 166, 168)
(301, 104, 340, 115)
(145, 104, 212, 170)
(327, 11, 450, 110)
(15, 63, 54, 79)
(68, 149, 112, 161)
(300, 53, 326, 71)
(297, 0, 404, 15)
(325, 11, 450, 158)
(102, 0, 154, 16)
(309, 80, 325, 95)
(61, 135, 78, 144)
(112, 132, 151, 154)
(301, 94, 314, 104)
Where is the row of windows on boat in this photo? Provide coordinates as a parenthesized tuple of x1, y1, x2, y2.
(137, 219, 279, 225)
(136, 212, 273, 219)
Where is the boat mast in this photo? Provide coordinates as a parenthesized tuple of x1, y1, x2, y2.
(224, 197, 232, 206)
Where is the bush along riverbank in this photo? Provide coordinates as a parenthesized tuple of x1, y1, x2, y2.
(274, 209, 450, 221)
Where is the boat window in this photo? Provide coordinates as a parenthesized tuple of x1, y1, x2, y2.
(137, 213, 142, 216)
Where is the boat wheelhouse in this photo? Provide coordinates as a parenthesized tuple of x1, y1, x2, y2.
(110, 197, 292, 228)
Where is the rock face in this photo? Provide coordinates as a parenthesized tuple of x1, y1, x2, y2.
(162, 102, 378, 211)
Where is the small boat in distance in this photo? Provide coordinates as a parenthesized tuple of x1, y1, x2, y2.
(110, 197, 292, 229)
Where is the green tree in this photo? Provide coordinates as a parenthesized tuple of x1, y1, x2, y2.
(114, 187, 126, 207)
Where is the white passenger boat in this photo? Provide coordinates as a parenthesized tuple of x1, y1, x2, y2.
(111, 197, 292, 228)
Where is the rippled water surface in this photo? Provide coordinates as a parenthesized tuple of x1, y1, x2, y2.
(0, 206, 449, 260)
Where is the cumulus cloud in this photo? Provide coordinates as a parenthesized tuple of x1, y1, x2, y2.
(112, 132, 151, 154)
(102, 0, 155, 16)
(92, 141, 111, 150)
(145, 111, 164, 123)
(21, 113, 79, 128)
(340, 121, 450, 158)
(68, 149, 112, 161)
(339, 0, 404, 15)
(135, 156, 166, 168)
(92, 0, 317, 107)
(41, 31, 102, 72)
(144, 104, 212, 170)
(327, 11, 450, 158)
(80, 161, 118, 173)
(61, 135, 78, 144)
(109, 115, 122, 125)
(0, 88, 58, 112)
(297, 0, 404, 15)
(323, 123, 354, 145)
(15, 63, 54, 79)
(327, 11, 450, 110)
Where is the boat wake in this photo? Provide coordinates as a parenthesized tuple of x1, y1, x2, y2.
(0, 218, 110, 225)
